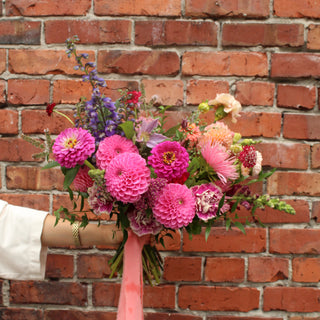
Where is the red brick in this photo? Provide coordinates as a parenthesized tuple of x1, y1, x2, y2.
(92, 282, 120, 306)
(270, 228, 320, 254)
(235, 81, 275, 106)
(146, 313, 202, 320)
(135, 20, 217, 46)
(0, 79, 5, 104)
(45, 20, 131, 44)
(186, 80, 229, 105)
(248, 257, 288, 282)
(0, 280, 2, 305)
(142, 79, 184, 106)
(0, 193, 49, 211)
(283, 114, 320, 140)
(185, 0, 269, 18)
(98, 50, 180, 76)
(178, 285, 260, 311)
(268, 172, 320, 197)
(156, 229, 181, 251)
(223, 23, 304, 47)
(0, 20, 40, 44)
(182, 51, 268, 77)
(277, 84, 316, 110)
(274, 0, 320, 18)
(271, 53, 320, 78)
(10, 281, 87, 305)
(0, 308, 43, 320)
(163, 257, 202, 281)
(289, 317, 320, 320)
(205, 257, 244, 282)
(312, 201, 320, 223)
(6, 166, 64, 191)
(307, 24, 320, 50)
(94, 0, 181, 16)
(9, 49, 94, 75)
(0, 49, 6, 74)
(255, 142, 310, 169)
(264, 287, 320, 312)
(0, 109, 18, 134)
(45, 254, 74, 279)
(45, 310, 116, 320)
(292, 257, 320, 282)
(77, 254, 112, 278)
(312, 143, 320, 169)
(208, 317, 282, 320)
(21, 109, 74, 134)
(144, 285, 176, 308)
(183, 227, 266, 253)
(6, 0, 91, 16)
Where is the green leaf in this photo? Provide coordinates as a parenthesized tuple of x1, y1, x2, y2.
(205, 225, 211, 242)
(225, 218, 231, 231)
(42, 161, 60, 170)
(234, 221, 246, 234)
(164, 124, 180, 137)
(63, 166, 80, 190)
(119, 121, 134, 140)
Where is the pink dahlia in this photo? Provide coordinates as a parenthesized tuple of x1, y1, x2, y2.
(201, 142, 238, 184)
(96, 135, 139, 170)
(148, 141, 189, 180)
(88, 183, 114, 215)
(153, 183, 196, 229)
(191, 183, 230, 221)
(52, 127, 95, 168)
(238, 145, 257, 168)
(105, 152, 151, 203)
(73, 166, 94, 192)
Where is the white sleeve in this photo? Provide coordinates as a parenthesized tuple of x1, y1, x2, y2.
(0, 200, 49, 280)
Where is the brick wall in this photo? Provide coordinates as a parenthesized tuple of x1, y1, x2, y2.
(1, 0, 320, 319)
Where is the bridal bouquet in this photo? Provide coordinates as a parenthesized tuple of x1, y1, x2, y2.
(26, 36, 295, 285)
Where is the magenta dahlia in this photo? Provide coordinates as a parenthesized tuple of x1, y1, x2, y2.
(153, 183, 196, 229)
(148, 141, 189, 180)
(191, 183, 230, 221)
(73, 166, 94, 192)
(96, 135, 139, 170)
(105, 152, 151, 203)
(88, 183, 114, 215)
(52, 127, 95, 168)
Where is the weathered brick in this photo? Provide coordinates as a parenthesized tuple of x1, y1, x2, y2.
(98, 50, 180, 76)
(0, 308, 43, 320)
(264, 287, 320, 312)
(312, 143, 320, 169)
(45, 310, 116, 320)
(45, 20, 131, 44)
(10, 281, 87, 305)
(94, 0, 181, 16)
(235, 81, 275, 106)
(163, 257, 202, 281)
(77, 254, 113, 278)
(0, 193, 49, 211)
(277, 84, 316, 110)
(8, 79, 49, 105)
(186, 80, 229, 105)
(270, 228, 320, 254)
(178, 285, 260, 311)
(292, 257, 320, 282)
(185, 0, 269, 18)
(0, 49, 6, 74)
(183, 228, 266, 253)
(9, 49, 94, 75)
(45, 254, 74, 279)
(0, 109, 18, 134)
(0, 20, 40, 44)
(271, 53, 320, 78)
(135, 20, 217, 46)
(312, 201, 320, 223)
(0, 79, 5, 104)
(274, 0, 320, 18)
(307, 24, 320, 50)
(248, 257, 288, 282)
(141, 79, 184, 106)
(146, 313, 202, 320)
(222, 23, 304, 47)
(6, 0, 91, 16)
(92, 282, 121, 306)
(208, 317, 282, 320)
(144, 285, 176, 308)
(182, 51, 268, 77)
(283, 114, 320, 140)
(205, 257, 245, 283)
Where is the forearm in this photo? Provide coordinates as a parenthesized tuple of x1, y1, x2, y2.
(41, 214, 123, 247)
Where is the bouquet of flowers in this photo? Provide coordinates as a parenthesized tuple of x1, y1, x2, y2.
(26, 36, 295, 288)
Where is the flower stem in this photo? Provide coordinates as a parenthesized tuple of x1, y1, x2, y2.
(84, 160, 95, 170)
(53, 110, 74, 125)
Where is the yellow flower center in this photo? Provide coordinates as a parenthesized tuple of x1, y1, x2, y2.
(65, 138, 77, 149)
(162, 151, 176, 164)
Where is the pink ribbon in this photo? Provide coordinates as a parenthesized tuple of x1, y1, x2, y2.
(117, 230, 147, 320)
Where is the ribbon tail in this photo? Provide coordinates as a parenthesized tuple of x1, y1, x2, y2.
(117, 231, 145, 320)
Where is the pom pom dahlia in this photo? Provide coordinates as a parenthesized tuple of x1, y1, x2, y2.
(148, 141, 189, 181)
(153, 183, 196, 229)
(52, 127, 95, 168)
(105, 152, 151, 203)
(96, 135, 139, 170)
(73, 166, 94, 192)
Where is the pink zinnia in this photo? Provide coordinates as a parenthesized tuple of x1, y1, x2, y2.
(88, 183, 114, 215)
(148, 141, 189, 180)
(153, 183, 196, 229)
(96, 135, 139, 170)
(73, 166, 94, 192)
(201, 142, 238, 184)
(52, 127, 95, 168)
(105, 152, 151, 203)
(191, 183, 230, 221)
